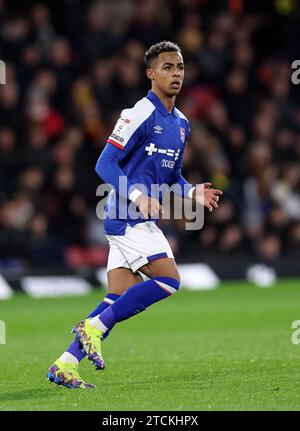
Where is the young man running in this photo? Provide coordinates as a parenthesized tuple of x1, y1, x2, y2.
(47, 41, 222, 388)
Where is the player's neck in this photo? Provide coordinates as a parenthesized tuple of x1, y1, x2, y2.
(151, 88, 176, 113)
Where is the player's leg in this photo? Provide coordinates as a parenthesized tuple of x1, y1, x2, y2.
(92, 268, 143, 341)
(107, 267, 144, 295)
(77, 257, 180, 369)
(89, 257, 180, 331)
(73, 222, 180, 369)
(139, 256, 180, 280)
(47, 268, 141, 387)
(66, 268, 142, 361)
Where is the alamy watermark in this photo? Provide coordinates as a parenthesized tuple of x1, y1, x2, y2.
(291, 60, 300, 84)
(96, 178, 206, 230)
(0, 321, 6, 344)
(291, 320, 300, 344)
(0, 60, 6, 85)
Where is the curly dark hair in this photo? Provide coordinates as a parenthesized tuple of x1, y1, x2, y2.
(144, 41, 182, 67)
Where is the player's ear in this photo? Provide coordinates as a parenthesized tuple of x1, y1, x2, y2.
(146, 68, 154, 81)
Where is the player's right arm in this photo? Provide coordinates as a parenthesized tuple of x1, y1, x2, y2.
(134, 194, 164, 218)
(95, 106, 162, 218)
(96, 146, 162, 217)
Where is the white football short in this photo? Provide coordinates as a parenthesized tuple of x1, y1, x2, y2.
(106, 221, 174, 274)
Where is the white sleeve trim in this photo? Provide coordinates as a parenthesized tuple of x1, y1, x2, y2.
(129, 189, 143, 203)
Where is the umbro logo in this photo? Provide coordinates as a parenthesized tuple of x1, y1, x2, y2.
(154, 125, 163, 134)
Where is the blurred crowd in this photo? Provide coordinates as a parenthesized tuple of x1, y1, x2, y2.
(1, 0, 300, 269)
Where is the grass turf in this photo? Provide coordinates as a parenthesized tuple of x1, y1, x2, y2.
(0, 279, 300, 411)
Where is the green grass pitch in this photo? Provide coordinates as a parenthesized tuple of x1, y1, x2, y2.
(1, 279, 300, 411)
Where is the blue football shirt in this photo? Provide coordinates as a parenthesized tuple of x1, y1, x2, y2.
(96, 90, 192, 235)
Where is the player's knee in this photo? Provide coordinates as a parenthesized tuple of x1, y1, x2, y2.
(154, 276, 181, 295)
(174, 272, 181, 286)
(168, 271, 181, 288)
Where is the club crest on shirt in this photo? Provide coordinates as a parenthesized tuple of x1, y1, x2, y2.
(180, 127, 185, 143)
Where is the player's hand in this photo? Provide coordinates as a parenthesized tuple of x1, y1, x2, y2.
(135, 194, 164, 218)
(193, 182, 223, 212)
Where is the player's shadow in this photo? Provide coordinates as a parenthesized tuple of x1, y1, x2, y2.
(0, 388, 56, 403)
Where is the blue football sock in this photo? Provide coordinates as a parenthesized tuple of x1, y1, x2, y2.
(98, 277, 180, 332)
(66, 293, 120, 361)
(87, 293, 120, 318)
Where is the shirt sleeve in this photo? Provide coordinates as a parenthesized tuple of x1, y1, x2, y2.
(95, 106, 152, 201)
(95, 144, 137, 201)
(105, 106, 151, 153)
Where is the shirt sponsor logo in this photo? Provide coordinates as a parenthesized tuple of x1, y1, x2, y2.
(145, 143, 180, 160)
(162, 159, 175, 168)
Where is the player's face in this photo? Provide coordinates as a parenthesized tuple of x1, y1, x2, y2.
(147, 51, 184, 97)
